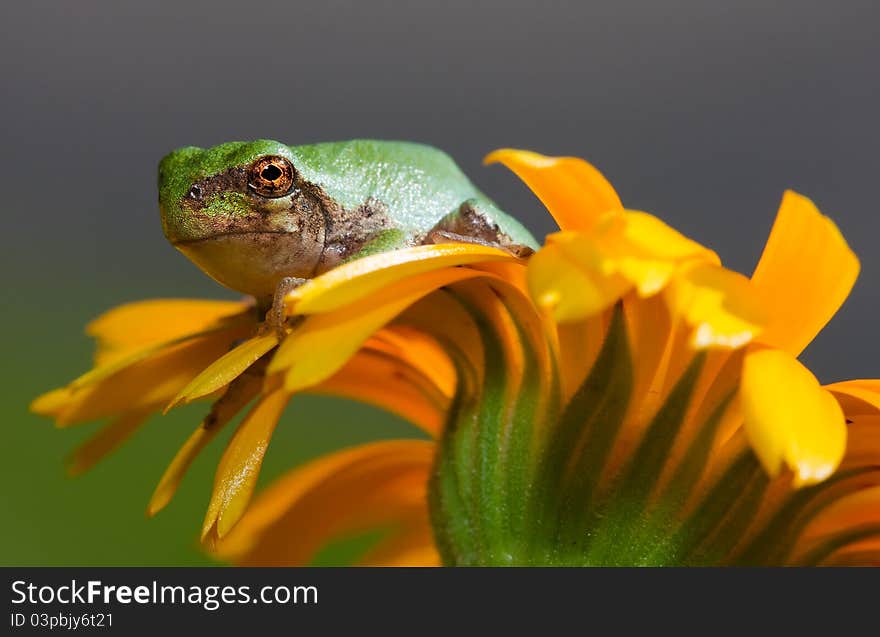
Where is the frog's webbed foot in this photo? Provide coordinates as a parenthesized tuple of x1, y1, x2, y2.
(257, 276, 307, 339)
(423, 201, 534, 258)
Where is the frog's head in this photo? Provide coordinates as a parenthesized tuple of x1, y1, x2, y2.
(158, 140, 327, 301)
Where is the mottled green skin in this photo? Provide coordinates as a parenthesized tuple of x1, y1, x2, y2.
(160, 139, 534, 244)
(158, 139, 537, 299)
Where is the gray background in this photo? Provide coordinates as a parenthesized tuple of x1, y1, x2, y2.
(1, 0, 878, 563)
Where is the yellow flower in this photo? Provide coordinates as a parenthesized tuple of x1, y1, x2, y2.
(32, 150, 880, 566)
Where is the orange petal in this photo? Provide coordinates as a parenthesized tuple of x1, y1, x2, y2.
(202, 389, 291, 540)
(313, 347, 450, 438)
(623, 292, 674, 412)
(287, 243, 516, 315)
(65, 409, 153, 477)
(842, 416, 880, 469)
(741, 347, 847, 486)
(799, 485, 880, 543)
(71, 325, 235, 391)
(51, 327, 251, 426)
(395, 289, 486, 388)
(30, 387, 73, 417)
(484, 148, 622, 230)
(357, 519, 441, 566)
(751, 191, 860, 356)
(368, 326, 457, 398)
(825, 379, 880, 417)
(88, 299, 252, 365)
(213, 440, 434, 565)
(556, 314, 611, 404)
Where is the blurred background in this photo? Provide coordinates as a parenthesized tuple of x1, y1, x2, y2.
(2, 0, 878, 564)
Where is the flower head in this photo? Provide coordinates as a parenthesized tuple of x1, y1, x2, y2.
(33, 149, 880, 565)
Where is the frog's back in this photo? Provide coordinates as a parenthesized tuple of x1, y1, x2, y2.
(287, 140, 536, 247)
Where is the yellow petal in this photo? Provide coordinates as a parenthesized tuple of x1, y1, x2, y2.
(287, 243, 516, 315)
(665, 262, 768, 349)
(619, 211, 717, 260)
(148, 373, 262, 516)
(213, 440, 434, 565)
(741, 347, 847, 486)
(166, 334, 278, 410)
(202, 389, 291, 540)
(88, 299, 252, 365)
(608, 211, 719, 295)
(269, 268, 483, 392)
(65, 409, 152, 477)
(751, 190, 860, 356)
(527, 241, 630, 322)
(528, 210, 718, 326)
(484, 148, 622, 230)
(550, 212, 718, 294)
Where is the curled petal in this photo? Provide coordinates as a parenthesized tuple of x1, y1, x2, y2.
(547, 212, 717, 295)
(741, 347, 847, 486)
(527, 241, 630, 322)
(751, 190, 860, 356)
(286, 243, 516, 315)
(269, 268, 483, 392)
(530, 211, 719, 324)
(484, 148, 622, 230)
(665, 262, 768, 349)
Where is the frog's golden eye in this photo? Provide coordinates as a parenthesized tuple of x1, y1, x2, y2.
(247, 155, 295, 197)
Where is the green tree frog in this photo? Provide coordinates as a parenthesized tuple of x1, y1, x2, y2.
(158, 139, 537, 325)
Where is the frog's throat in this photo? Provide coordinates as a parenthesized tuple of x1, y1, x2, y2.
(174, 231, 325, 301)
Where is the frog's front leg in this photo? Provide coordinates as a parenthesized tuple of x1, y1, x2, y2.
(258, 276, 307, 338)
(424, 201, 534, 258)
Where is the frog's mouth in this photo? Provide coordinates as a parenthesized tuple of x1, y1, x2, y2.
(173, 230, 292, 246)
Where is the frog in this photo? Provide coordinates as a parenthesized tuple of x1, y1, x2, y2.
(158, 139, 538, 328)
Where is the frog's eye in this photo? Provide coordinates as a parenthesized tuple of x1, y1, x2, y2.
(248, 156, 295, 197)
